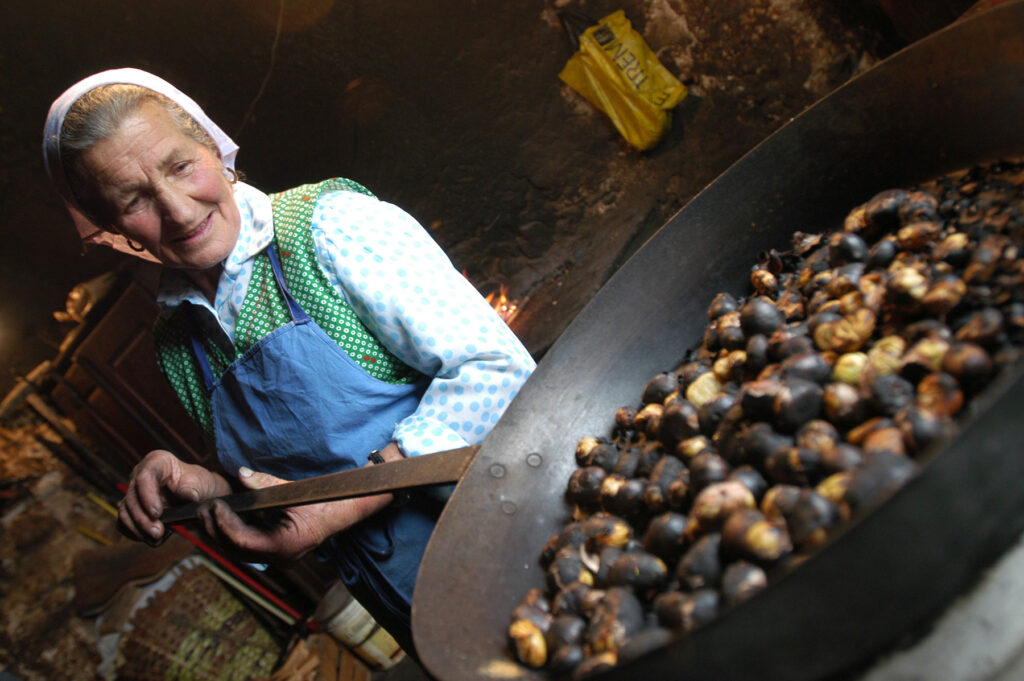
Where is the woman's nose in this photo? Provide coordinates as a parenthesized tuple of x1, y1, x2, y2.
(158, 185, 193, 225)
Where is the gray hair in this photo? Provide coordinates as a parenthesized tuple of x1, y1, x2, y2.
(60, 84, 220, 220)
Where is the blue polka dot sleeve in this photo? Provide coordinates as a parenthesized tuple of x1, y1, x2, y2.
(309, 191, 536, 457)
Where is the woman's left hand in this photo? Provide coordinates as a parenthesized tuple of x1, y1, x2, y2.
(198, 445, 404, 562)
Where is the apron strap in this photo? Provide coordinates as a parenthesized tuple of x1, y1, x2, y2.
(185, 242, 311, 392)
(185, 303, 218, 393)
(265, 243, 311, 324)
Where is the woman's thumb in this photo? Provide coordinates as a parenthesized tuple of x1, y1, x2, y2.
(237, 466, 286, 489)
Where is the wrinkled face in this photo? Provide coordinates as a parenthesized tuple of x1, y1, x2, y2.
(81, 100, 240, 271)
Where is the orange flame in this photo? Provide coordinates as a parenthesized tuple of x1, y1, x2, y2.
(485, 284, 520, 325)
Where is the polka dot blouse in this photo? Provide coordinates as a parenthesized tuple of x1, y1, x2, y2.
(158, 181, 536, 457)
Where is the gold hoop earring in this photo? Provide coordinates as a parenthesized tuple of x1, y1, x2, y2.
(126, 237, 146, 252)
(225, 167, 238, 184)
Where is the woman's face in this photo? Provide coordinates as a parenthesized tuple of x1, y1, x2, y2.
(81, 100, 240, 271)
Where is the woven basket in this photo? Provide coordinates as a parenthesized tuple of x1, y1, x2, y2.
(116, 564, 282, 681)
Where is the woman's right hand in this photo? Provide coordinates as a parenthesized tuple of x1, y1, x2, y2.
(118, 449, 231, 543)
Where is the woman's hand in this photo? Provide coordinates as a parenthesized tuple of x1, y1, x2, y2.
(119, 449, 232, 543)
(199, 443, 405, 563)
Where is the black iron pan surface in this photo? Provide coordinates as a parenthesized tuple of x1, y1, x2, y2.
(414, 4, 1024, 680)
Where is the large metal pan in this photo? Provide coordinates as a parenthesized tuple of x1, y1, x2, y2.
(414, 4, 1024, 680)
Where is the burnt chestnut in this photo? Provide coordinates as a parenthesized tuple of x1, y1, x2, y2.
(870, 373, 916, 416)
(547, 644, 586, 675)
(750, 268, 779, 297)
(766, 446, 823, 486)
(728, 465, 769, 501)
(615, 406, 638, 430)
(645, 456, 687, 512)
(866, 236, 899, 270)
(782, 352, 833, 385)
(606, 551, 669, 594)
(895, 404, 953, 456)
(734, 422, 794, 469)
(689, 452, 732, 491)
(859, 189, 909, 236)
(783, 489, 841, 550)
(690, 481, 755, 532)
(922, 274, 967, 316)
(862, 426, 907, 455)
(547, 546, 594, 592)
(741, 297, 786, 337)
(739, 378, 782, 422)
(900, 337, 951, 383)
(707, 292, 740, 321)
(720, 560, 769, 606)
(844, 450, 918, 513)
(610, 448, 641, 479)
(566, 466, 607, 511)
(816, 472, 854, 521)
(828, 231, 869, 265)
(582, 513, 633, 551)
(717, 310, 746, 351)
(820, 442, 864, 474)
(796, 419, 840, 455)
(667, 467, 693, 509)
(676, 435, 713, 461)
(954, 307, 1004, 348)
(745, 334, 771, 375)
(643, 511, 689, 562)
(642, 372, 679, 405)
(721, 508, 793, 563)
(941, 342, 993, 393)
(587, 587, 646, 654)
(541, 522, 585, 568)
(634, 403, 664, 439)
(653, 589, 720, 632)
(776, 289, 806, 322)
(676, 361, 711, 390)
(699, 393, 738, 436)
(658, 400, 702, 448)
(897, 220, 942, 252)
(552, 580, 600, 618)
(898, 190, 939, 224)
(676, 533, 724, 591)
(610, 478, 650, 520)
(590, 545, 624, 588)
(772, 378, 824, 432)
(916, 372, 964, 418)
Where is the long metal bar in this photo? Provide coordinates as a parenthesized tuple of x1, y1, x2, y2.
(161, 445, 478, 524)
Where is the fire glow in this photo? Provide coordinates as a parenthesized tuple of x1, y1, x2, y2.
(485, 284, 520, 325)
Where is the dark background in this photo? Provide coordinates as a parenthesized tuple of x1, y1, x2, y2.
(0, 0, 927, 398)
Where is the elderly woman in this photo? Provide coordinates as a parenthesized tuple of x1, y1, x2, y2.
(42, 68, 535, 652)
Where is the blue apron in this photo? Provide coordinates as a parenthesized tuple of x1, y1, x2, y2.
(188, 244, 433, 652)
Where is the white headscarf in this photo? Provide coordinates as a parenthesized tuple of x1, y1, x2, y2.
(41, 67, 240, 259)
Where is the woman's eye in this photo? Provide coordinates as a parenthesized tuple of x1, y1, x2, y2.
(123, 196, 145, 213)
(173, 160, 194, 175)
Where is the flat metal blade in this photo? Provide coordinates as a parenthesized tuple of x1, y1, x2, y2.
(161, 445, 478, 524)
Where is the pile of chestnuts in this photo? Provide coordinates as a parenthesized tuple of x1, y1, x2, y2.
(508, 157, 1024, 678)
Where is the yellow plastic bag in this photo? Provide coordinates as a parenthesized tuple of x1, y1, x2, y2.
(559, 10, 687, 150)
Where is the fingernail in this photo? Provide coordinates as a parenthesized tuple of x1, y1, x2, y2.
(150, 507, 160, 517)
(239, 466, 253, 478)
(150, 525, 162, 538)
(188, 488, 200, 501)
